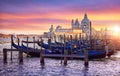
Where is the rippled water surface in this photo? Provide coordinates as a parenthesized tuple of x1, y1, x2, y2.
(0, 43, 120, 76)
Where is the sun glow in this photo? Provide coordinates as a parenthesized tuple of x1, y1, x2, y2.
(113, 25, 120, 36)
(114, 26, 120, 33)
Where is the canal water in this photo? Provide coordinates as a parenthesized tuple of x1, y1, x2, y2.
(0, 43, 120, 76)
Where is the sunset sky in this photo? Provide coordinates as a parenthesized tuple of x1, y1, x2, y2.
(0, 0, 120, 34)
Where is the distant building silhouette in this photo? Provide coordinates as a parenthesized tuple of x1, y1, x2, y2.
(45, 14, 98, 39)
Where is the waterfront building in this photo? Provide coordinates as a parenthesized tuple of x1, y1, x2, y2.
(44, 14, 98, 40)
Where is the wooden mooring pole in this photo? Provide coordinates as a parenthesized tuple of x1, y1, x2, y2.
(33, 36, 35, 50)
(90, 21, 92, 50)
(84, 49, 89, 67)
(64, 55, 67, 65)
(79, 33, 81, 40)
(48, 38, 51, 50)
(40, 49, 44, 65)
(75, 34, 78, 54)
(63, 34, 67, 65)
(18, 37, 23, 63)
(40, 37, 44, 65)
(3, 49, 7, 64)
(10, 35, 13, 61)
(26, 36, 29, 57)
(60, 35, 63, 64)
(70, 35, 73, 58)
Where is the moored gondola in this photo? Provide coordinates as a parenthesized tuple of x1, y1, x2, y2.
(11, 35, 114, 58)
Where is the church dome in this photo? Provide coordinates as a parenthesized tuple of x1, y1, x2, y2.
(81, 13, 90, 24)
(56, 25, 62, 30)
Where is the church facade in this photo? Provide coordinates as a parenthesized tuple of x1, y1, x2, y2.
(45, 14, 96, 40)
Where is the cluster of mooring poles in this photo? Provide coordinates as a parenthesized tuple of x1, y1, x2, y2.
(40, 34, 89, 67)
(3, 34, 90, 67)
(3, 35, 23, 64)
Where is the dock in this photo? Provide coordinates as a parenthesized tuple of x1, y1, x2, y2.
(3, 48, 88, 67)
(42, 54, 84, 58)
(3, 35, 89, 67)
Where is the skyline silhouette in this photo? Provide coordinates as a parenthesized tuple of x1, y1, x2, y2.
(0, 0, 120, 34)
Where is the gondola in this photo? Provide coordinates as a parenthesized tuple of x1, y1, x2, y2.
(12, 36, 114, 58)
(18, 42, 108, 58)
(12, 40, 62, 57)
(13, 42, 114, 58)
(37, 41, 89, 51)
(12, 42, 52, 57)
(37, 41, 114, 58)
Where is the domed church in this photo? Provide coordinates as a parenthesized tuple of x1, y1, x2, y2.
(46, 14, 96, 40)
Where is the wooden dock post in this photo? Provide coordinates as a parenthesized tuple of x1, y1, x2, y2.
(79, 33, 82, 49)
(60, 35, 63, 64)
(33, 36, 35, 50)
(64, 56, 67, 65)
(18, 37, 23, 63)
(79, 33, 81, 40)
(70, 35, 73, 56)
(40, 49, 44, 65)
(10, 35, 13, 61)
(40, 37, 44, 65)
(26, 36, 29, 57)
(54, 35, 56, 43)
(48, 37, 51, 50)
(75, 34, 78, 54)
(54, 35, 57, 51)
(63, 34, 67, 65)
(84, 49, 89, 67)
(3, 49, 7, 64)
(90, 21, 92, 50)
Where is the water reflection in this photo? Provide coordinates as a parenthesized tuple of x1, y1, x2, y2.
(40, 64, 45, 69)
(0, 44, 120, 76)
(18, 64, 24, 76)
(61, 65, 67, 76)
(82, 66, 89, 76)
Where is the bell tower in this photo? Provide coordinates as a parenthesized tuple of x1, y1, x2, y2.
(72, 19, 80, 29)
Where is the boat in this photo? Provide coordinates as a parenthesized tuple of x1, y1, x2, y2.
(37, 41, 114, 58)
(12, 39, 62, 57)
(13, 41, 115, 58)
(11, 35, 114, 58)
(12, 42, 53, 57)
(37, 40, 90, 51)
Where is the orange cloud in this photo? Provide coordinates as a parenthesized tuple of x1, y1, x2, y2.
(0, 10, 120, 34)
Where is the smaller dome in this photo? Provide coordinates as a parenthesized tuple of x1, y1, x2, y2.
(75, 19, 79, 25)
(81, 18, 89, 23)
(56, 26, 62, 30)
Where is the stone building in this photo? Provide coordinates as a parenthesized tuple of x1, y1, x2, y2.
(45, 14, 96, 40)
